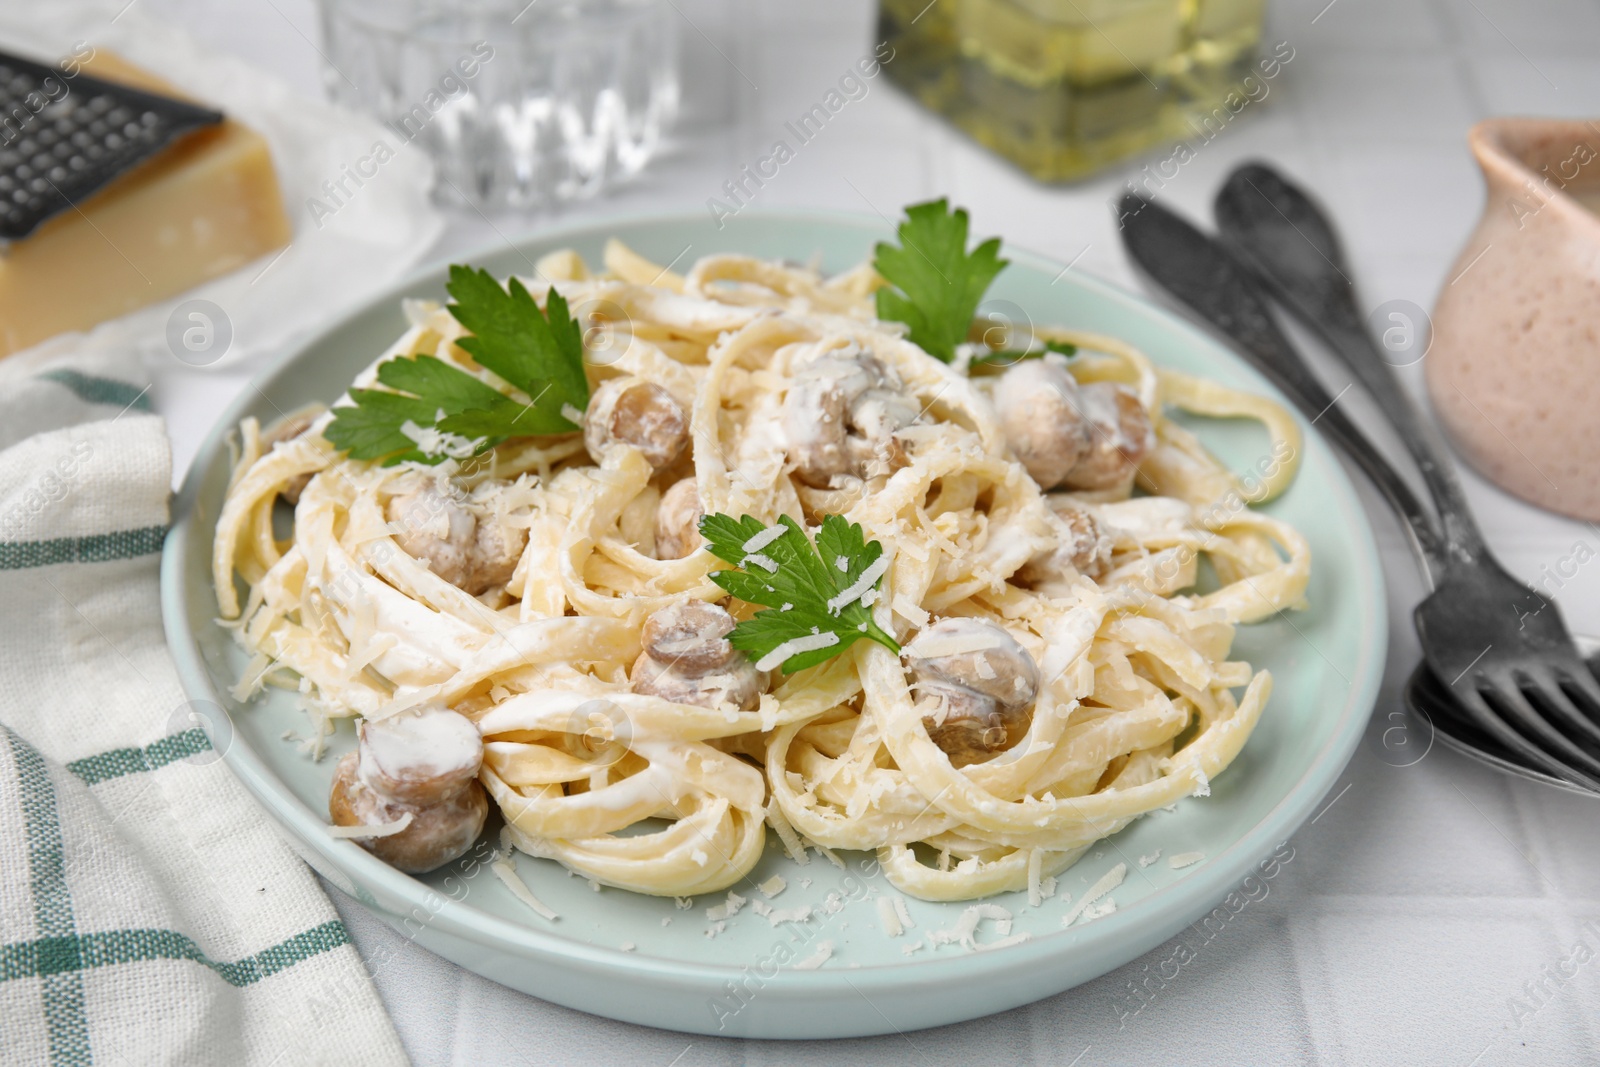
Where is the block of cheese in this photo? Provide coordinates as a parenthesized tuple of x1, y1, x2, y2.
(0, 50, 292, 356)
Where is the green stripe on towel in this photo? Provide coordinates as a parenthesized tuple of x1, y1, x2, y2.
(36, 370, 152, 413)
(0, 921, 351, 987)
(5, 727, 92, 1066)
(0, 526, 167, 571)
(67, 728, 212, 787)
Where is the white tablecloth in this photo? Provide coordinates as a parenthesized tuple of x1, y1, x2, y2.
(141, 0, 1600, 1062)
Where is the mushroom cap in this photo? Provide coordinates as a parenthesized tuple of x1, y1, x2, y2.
(916, 682, 1032, 768)
(330, 751, 488, 873)
(783, 377, 851, 488)
(630, 650, 765, 711)
(1017, 497, 1113, 586)
(640, 599, 737, 675)
(1060, 382, 1155, 492)
(904, 617, 1041, 714)
(584, 377, 689, 470)
(654, 478, 705, 561)
(993, 359, 1092, 490)
(384, 479, 526, 596)
(357, 703, 483, 806)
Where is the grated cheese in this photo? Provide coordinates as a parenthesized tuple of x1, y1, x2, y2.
(825, 553, 890, 614)
(742, 552, 779, 573)
(328, 812, 414, 839)
(1138, 850, 1162, 868)
(758, 875, 787, 899)
(928, 904, 1013, 951)
(490, 857, 559, 922)
(754, 631, 839, 672)
(793, 940, 833, 970)
(742, 525, 786, 554)
(1062, 863, 1126, 927)
(877, 897, 904, 938)
(1168, 851, 1204, 869)
(706, 891, 747, 921)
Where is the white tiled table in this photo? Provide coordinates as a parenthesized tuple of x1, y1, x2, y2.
(145, 0, 1600, 1062)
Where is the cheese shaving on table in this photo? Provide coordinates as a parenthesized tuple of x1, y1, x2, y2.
(928, 904, 1013, 951)
(750, 899, 812, 926)
(758, 875, 787, 899)
(1169, 851, 1205, 869)
(490, 857, 559, 922)
(793, 941, 833, 970)
(1138, 850, 1162, 868)
(877, 897, 904, 938)
(1062, 863, 1126, 927)
(705, 891, 747, 921)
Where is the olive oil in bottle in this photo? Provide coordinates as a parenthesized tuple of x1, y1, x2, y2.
(878, 0, 1268, 181)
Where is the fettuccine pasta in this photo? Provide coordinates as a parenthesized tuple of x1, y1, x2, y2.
(213, 237, 1309, 902)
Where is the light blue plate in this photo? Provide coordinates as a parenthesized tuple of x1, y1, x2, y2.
(161, 210, 1386, 1039)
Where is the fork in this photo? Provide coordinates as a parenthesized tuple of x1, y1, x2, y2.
(1214, 161, 1600, 792)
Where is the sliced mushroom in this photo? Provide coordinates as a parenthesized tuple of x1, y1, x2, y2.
(357, 703, 484, 806)
(992, 360, 1092, 490)
(655, 478, 705, 560)
(584, 377, 689, 470)
(330, 751, 488, 873)
(1061, 382, 1155, 492)
(905, 618, 1040, 767)
(630, 599, 765, 710)
(783, 346, 918, 487)
(1016, 497, 1113, 587)
(385, 480, 527, 595)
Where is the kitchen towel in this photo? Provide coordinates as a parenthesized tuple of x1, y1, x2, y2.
(0, 338, 406, 1065)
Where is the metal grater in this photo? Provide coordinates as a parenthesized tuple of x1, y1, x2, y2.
(0, 48, 224, 242)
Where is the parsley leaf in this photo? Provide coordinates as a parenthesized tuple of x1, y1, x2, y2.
(698, 513, 900, 674)
(324, 265, 588, 466)
(873, 199, 1008, 363)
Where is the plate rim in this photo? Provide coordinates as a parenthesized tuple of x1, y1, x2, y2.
(160, 206, 1388, 999)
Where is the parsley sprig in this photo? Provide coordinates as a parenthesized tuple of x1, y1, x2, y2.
(873, 199, 1008, 364)
(325, 265, 588, 465)
(698, 513, 900, 674)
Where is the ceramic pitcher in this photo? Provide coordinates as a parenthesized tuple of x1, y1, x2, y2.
(1427, 117, 1600, 520)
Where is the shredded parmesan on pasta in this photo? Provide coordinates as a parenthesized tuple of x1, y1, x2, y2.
(212, 241, 1310, 903)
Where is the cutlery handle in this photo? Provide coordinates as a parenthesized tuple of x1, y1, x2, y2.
(1116, 194, 1444, 579)
(1214, 164, 1489, 567)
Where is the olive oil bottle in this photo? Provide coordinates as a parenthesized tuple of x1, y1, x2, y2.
(879, 0, 1268, 181)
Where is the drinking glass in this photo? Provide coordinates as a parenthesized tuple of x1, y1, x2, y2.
(318, 0, 680, 210)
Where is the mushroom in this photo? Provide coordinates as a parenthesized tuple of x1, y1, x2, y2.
(654, 478, 705, 560)
(992, 360, 1092, 490)
(904, 617, 1041, 767)
(783, 346, 919, 487)
(385, 479, 527, 595)
(357, 704, 483, 805)
(584, 377, 689, 470)
(1060, 382, 1155, 492)
(262, 408, 323, 504)
(328, 703, 488, 873)
(1016, 496, 1113, 588)
(630, 599, 765, 710)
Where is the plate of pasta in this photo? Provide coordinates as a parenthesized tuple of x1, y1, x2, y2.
(162, 203, 1385, 1038)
